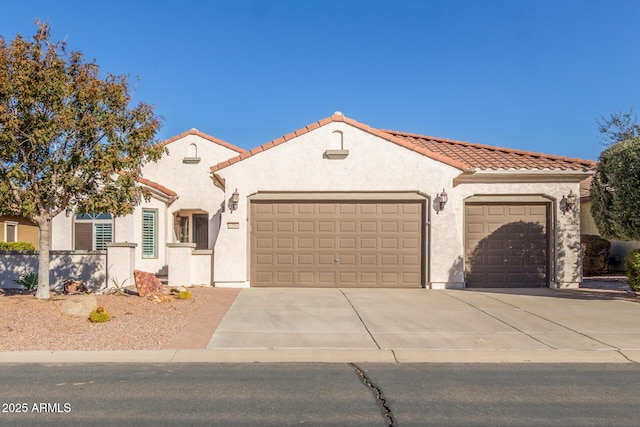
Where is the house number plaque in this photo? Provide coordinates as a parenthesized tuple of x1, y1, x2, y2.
(227, 222, 240, 229)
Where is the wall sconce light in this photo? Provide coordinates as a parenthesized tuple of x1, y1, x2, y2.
(438, 188, 448, 211)
(229, 188, 240, 212)
(562, 189, 576, 214)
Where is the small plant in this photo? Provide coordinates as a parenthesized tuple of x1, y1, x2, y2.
(625, 249, 640, 291)
(89, 307, 111, 323)
(14, 272, 38, 291)
(177, 290, 192, 300)
(110, 277, 128, 289)
(0, 242, 36, 251)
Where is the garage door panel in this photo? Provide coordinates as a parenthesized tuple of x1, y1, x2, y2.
(296, 238, 314, 249)
(297, 221, 315, 232)
(318, 254, 335, 265)
(251, 200, 423, 287)
(465, 203, 548, 288)
(255, 221, 273, 232)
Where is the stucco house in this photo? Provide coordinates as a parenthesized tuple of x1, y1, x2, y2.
(46, 112, 595, 289)
(49, 128, 245, 283)
(0, 215, 39, 249)
(211, 113, 595, 289)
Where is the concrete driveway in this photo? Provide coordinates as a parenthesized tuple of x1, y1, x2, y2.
(207, 287, 640, 363)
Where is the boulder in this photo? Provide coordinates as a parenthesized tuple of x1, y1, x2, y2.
(60, 294, 98, 317)
(133, 270, 165, 297)
(63, 280, 88, 294)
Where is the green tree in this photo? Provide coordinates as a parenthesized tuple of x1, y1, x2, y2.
(0, 22, 164, 299)
(591, 109, 640, 241)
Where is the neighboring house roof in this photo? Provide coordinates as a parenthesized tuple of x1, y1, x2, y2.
(209, 113, 596, 173)
(158, 128, 246, 154)
(580, 176, 593, 200)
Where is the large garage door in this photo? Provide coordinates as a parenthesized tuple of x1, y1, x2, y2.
(251, 201, 423, 287)
(465, 203, 549, 288)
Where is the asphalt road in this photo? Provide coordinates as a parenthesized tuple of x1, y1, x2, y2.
(1, 363, 640, 426)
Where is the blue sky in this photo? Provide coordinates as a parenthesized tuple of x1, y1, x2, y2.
(1, 0, 639, 161)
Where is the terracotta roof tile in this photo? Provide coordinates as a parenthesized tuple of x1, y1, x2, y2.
(158, 128, 245, 154)
(382, 129, 596, 171)
(580, 176, 593, 199)
(209, 114, 596, 174)
(135, 176, 178, 197)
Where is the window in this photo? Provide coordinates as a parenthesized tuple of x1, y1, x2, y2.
(178, 216, 189, 243)
(4, 221, 18, 242)
(75, 213, 113, 251)
(142, 209, 157, 258)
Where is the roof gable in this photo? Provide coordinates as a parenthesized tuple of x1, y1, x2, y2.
(209, 113, 596, 173)
(210, 113, 471, 173)
(159, 128, 245, 154)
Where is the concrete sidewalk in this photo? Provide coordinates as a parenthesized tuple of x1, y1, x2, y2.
(2, 286, 640, 364)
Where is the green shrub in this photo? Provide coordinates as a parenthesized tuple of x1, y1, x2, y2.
(0, 242, 36, 251)
(581, 234, 611, 276)
(14, 272, 38, 291)
(177, 290, 192, 300)
(625, 249, 640, 291)
(88, 307, 111, 323)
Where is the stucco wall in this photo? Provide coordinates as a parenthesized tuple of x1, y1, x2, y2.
(0, 251, 106, 290)
(212, 122, 584, 288)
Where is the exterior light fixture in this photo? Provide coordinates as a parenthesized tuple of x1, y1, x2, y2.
(438, 188, 448, 211)
(229, 189, 240, 212)
(563, 189, 576, 213)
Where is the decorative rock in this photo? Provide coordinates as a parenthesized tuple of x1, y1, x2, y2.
(63, 280, 88, 294)
(60, 295, 98, 317)
(134, 270, 165, 297)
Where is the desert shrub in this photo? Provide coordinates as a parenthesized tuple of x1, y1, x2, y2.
(88, 307, 111, 323)
(581, 234, 611, 276)
(0, 242, 36, 251)
(177, 290, 192, 300)
(625, 249, 640, 291)
(14, 272, 38, 291)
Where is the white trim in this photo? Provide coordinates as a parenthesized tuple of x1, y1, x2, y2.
(4, 221, 18, 242)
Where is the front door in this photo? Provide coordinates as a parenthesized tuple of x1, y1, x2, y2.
(193, 214, 209, 250)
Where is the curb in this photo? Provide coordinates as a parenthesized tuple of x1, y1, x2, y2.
(1, 349, 638, 364)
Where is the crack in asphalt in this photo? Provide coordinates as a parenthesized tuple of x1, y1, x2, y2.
(350, 363, 395, 426)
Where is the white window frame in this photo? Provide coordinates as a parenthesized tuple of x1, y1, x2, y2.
(75, 213, 113, 251)
(4, 221, 18, 242)
(142, 209, 158, 259)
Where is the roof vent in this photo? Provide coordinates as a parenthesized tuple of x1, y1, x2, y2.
(333, 111, 343, 116)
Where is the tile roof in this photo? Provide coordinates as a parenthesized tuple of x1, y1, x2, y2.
(136, 176, 178, 198)
(381, 130, 597, 171)
(209, 113, 596, 173)
(580, 176, 593, 199)
(116, 171, 178, 198)
(159, 128, 245, 154)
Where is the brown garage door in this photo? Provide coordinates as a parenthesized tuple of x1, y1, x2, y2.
(251, 201, 423, 287)
(465, 203, 549, 288)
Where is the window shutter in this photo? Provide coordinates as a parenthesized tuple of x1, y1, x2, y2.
(75, 223, 93, 250)
(142, 210, 157, 258)
(94, 223, 113, 251)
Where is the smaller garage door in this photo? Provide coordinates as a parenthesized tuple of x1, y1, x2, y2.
(250, 200, 424, 287)
(465, 203, 549, 288)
